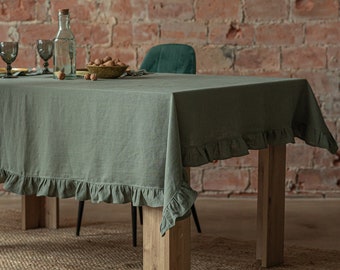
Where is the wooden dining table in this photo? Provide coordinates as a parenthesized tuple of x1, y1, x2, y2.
(0, 73, 337, 269)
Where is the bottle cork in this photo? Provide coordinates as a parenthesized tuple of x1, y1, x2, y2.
(59, 9, 69, 15)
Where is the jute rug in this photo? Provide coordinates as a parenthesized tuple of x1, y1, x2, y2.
(0, 209, 339, 270)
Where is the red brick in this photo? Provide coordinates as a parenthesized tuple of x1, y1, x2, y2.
(36, 0, 49, 21)
(337, 119, 340, 147)
(13, 45, 36, 69)
(286, 143, 314, 169)
(0, 0, 35, 21)
(86, 2, 113, 24)
(312, 147, 339, 168)
(297, 168, 340, 191)
(324, 120, 337, 140)
(293, 0, 339, 20)
(75, 47, 87, 69)
(111, 0, 133, 22)
(239, 70, 291, 78)
(321, 96, 340, 119)
(196, 0, 240, 22)
(328, 47, 340, 69)
(148, 0, 194, 21)
(72, 22, 111, 46)
(248, 167, 258, 192)
(244, 0, 288, 21)
(235, 47, 280, 71)
(306, 22, 340, 45)
(286, 169, 298, 191)
(293, 71, 338, 96)
(282, 46, 326, 70)
(195, 45, 234, 75)
(203, 168, 250, 191)
(190, 167, 203, 192)
(256, 24, 304, 46)
(197, 160, 220, 170)
(133, 23, 159, 44)
(160, 22, 207, 45)
(113, 24, 133, 47)
(18, 24, 56, 45)
(209, 22, 255, 46)
(0, 25, 11, 40)
(220, 150, 258, 168)
(0, 3, 9, 21)
(130, 0, 149, 21)
(75, 7, 96, 22)
(325, 192, 340, 198)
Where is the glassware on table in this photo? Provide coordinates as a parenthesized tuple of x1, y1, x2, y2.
(0, 41, 19, 78)
(53, 9, 76, 79)
(37, 39, 54, 74)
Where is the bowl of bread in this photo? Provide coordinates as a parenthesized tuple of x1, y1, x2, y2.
(87, 56, 128, 78)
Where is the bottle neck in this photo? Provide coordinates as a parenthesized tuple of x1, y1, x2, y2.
(58, 14, 70, 30)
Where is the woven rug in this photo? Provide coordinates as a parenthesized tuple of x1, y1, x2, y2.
(0, 209, 339, 270)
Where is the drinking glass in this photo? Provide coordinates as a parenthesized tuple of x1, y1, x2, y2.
(37, 39, 54, 74)
(0, 41, 19, 78)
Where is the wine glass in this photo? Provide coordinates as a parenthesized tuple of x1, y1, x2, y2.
(37, 39, 54, 74)
(0, 41, 19, 78)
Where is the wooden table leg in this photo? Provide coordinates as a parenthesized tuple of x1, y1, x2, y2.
(22, 195, 59, 230)
(143, 206, 191, 270)
(256, 145, 286, 267)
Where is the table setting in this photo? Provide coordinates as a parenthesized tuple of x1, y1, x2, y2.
(0, 8, 338, 270)
(0, 39, 146, 79)
(0, 39, 54, 78)
(0, 7, 143, 80)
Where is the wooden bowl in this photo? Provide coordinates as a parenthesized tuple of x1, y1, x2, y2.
(86, 65, 128, 79)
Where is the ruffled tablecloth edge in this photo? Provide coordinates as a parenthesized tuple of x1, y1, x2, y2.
(0, 125, 337, 234)
(0, 169, 197, 235)
(182, 125, 338, 167)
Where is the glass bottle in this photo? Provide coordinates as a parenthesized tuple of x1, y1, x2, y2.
(53, 9, 76, 79)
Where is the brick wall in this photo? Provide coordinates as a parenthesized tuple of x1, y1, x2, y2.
(0, 0, 339, 198)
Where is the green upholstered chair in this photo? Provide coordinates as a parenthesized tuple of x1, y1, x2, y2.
(140, 43, 196, 74)
(76, 43, 201, 246)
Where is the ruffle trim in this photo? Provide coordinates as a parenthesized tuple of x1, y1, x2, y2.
(0, 169, 197, 235)
(293, 123, 338, 154)
(182, 126, 338, 167)
(160, 182, 197, 236)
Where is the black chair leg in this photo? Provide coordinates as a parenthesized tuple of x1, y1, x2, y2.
(76, 202, 200, 240)
(138, 206, 143, 225)
(76, 201, 85, 236)
(76, 201, 139, 247)
(191, 204, 201, 233)
(131, 204, 137, 247)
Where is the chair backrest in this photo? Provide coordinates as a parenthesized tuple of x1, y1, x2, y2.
(140, 43, 196, 74)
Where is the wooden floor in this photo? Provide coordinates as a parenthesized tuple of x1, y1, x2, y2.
(1, 195, 340, 251)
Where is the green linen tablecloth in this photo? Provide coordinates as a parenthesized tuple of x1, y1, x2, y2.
(0, 73, 338, 234)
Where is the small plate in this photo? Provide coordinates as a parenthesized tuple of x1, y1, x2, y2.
(76, 69, 89, 77)
(0, 67, 28, 74)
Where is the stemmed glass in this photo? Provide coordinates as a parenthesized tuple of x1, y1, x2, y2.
(0, 41, 19, 78)
(37, 39, 54, 74)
